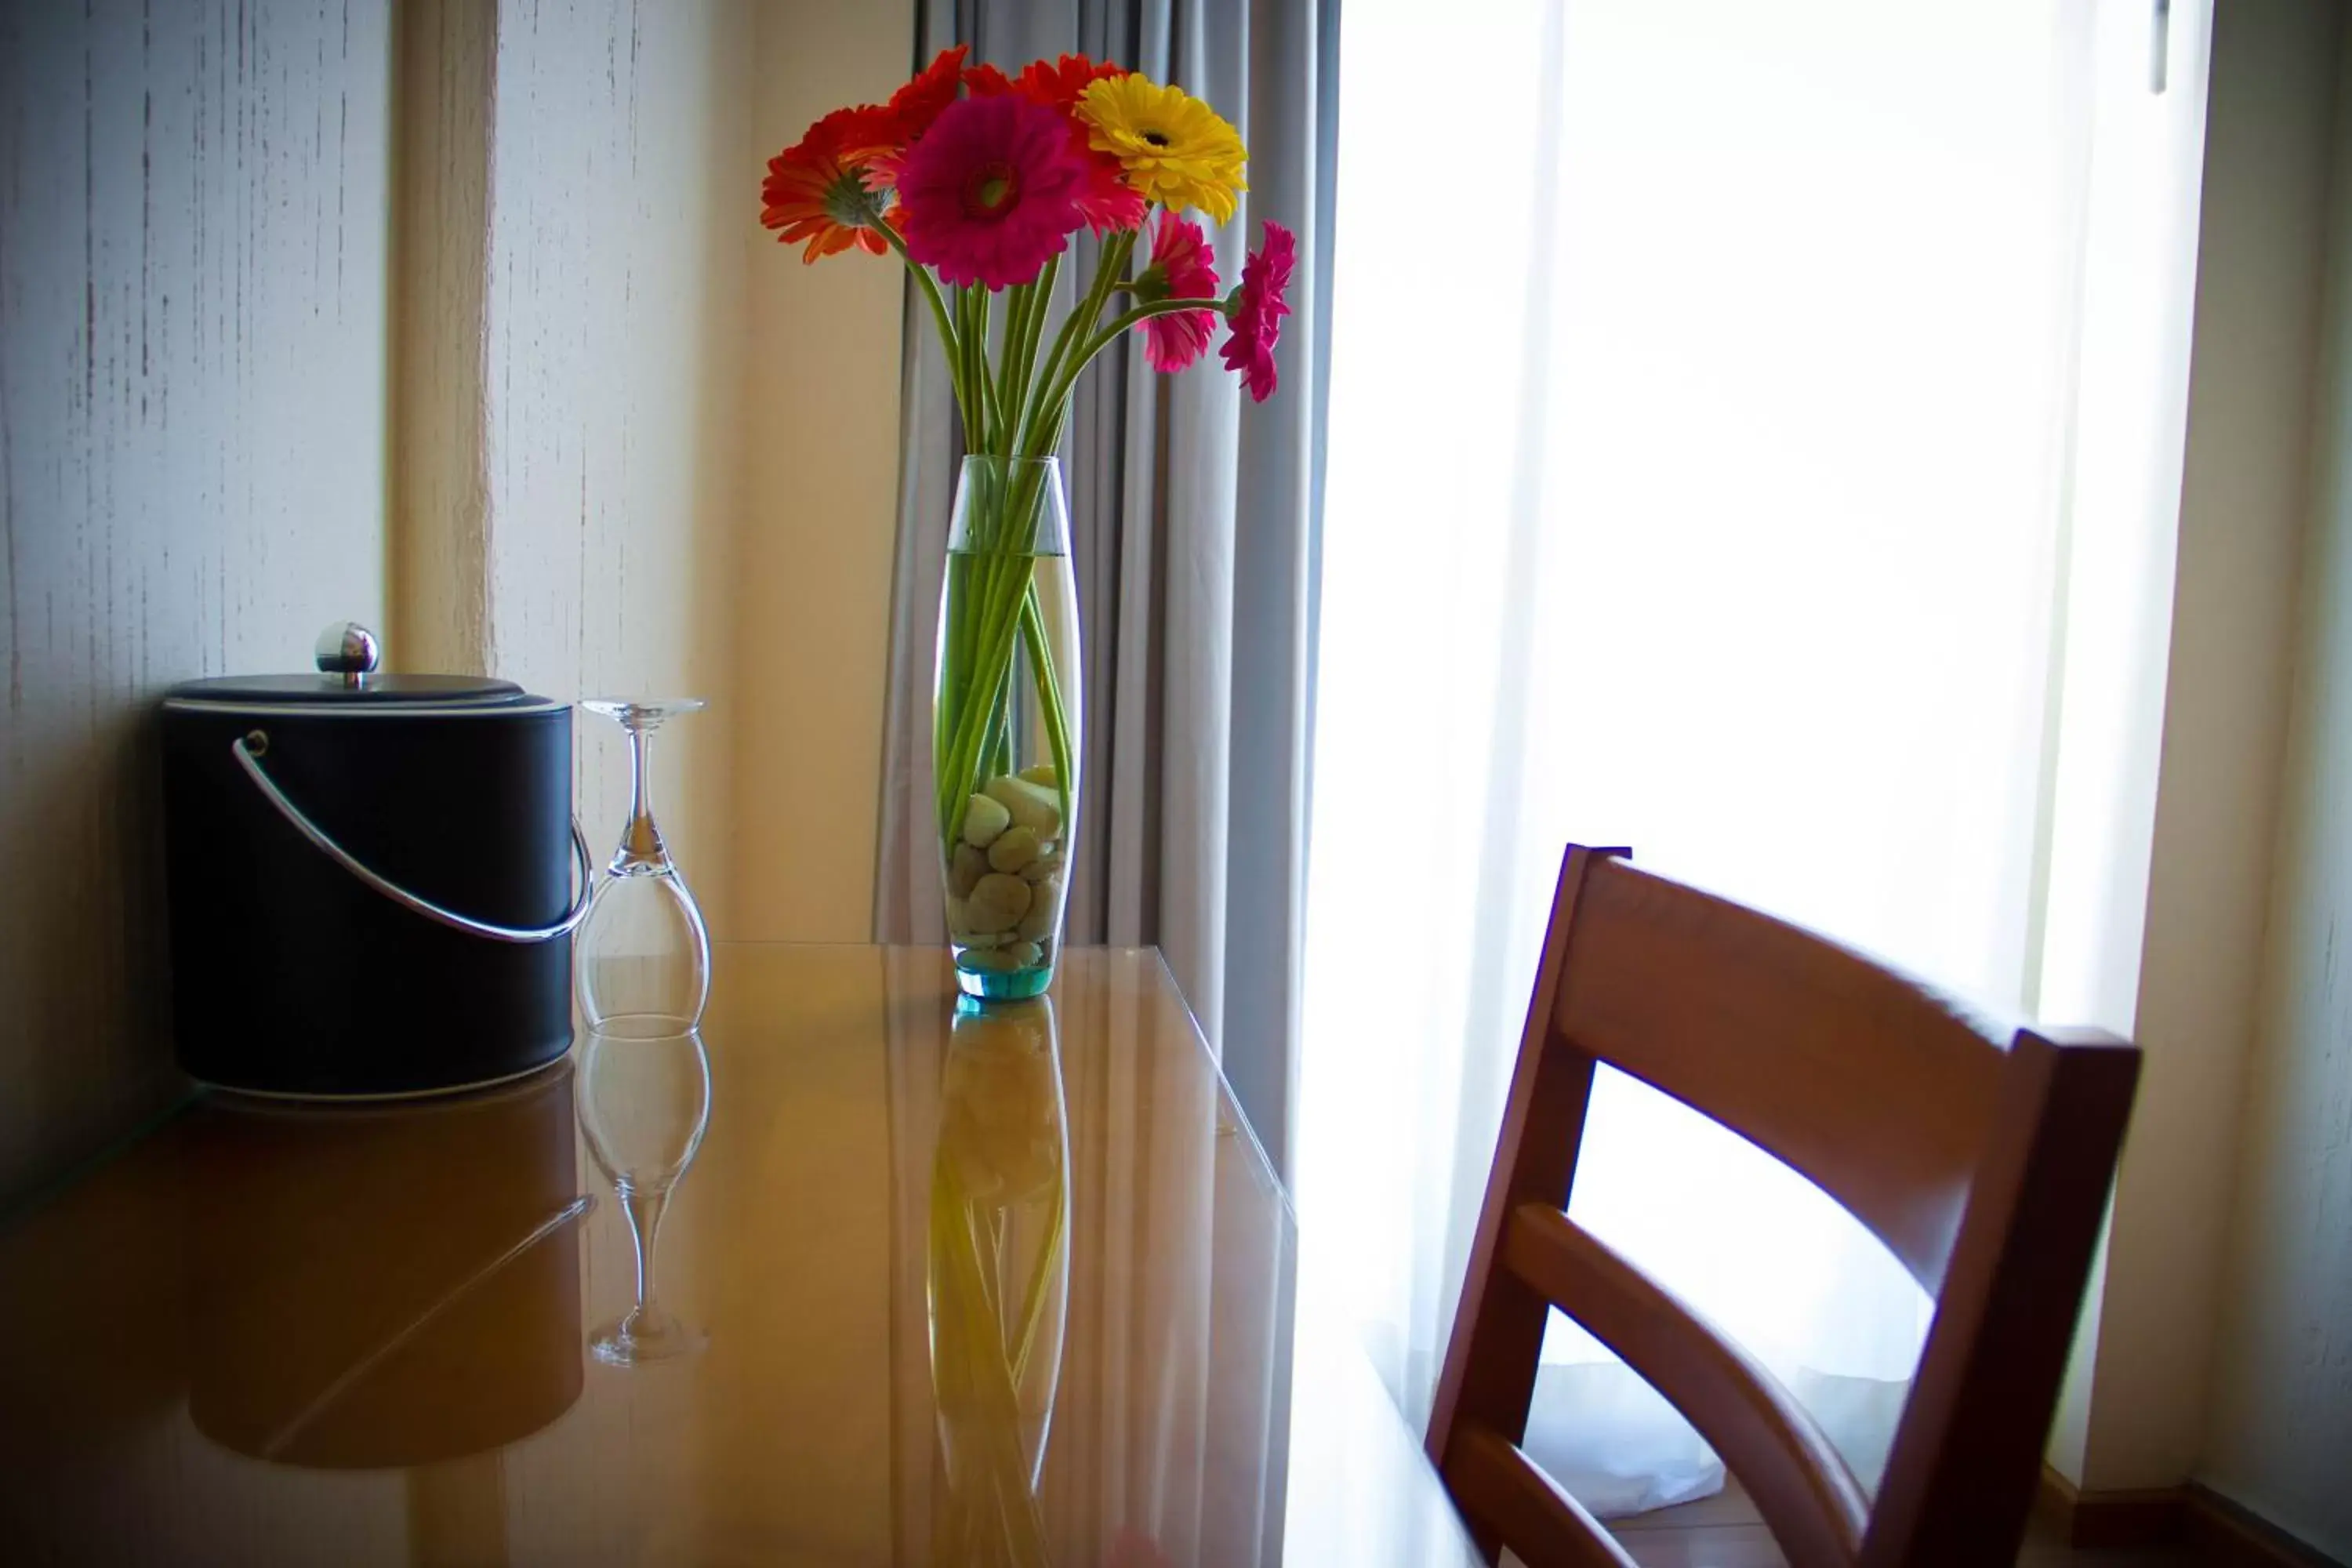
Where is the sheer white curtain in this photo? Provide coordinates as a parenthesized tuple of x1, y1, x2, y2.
(1294, 0, 2210, 1517)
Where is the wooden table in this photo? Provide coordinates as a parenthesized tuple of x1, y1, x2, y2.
(0, 946, 1482, 1566)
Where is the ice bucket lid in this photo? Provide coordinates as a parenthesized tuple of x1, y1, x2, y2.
(164, 622, 546, 710)
(168, 672, 530, 706)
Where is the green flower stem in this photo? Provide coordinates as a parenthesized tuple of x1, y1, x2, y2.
(993, 283, 1031, 443)
(936, 260, 1096, 852)
(874, 219, 968, 433)
(1000, 258, 1055, 439)
(1018, 592, 1075, 836)
(936, 555, 1040, 838)
(1018, 256, 1058, 402)
(960, 287, 995, 449)
(1048, 292, 1235, 414)
(916, 230, 1143, 861)
(1017, 230, 1134, 458)
(941, 290, 986, 777)
(937, 455, 1072, 840)
(956, 286, 974, 437)
(975, 289, 999, 449)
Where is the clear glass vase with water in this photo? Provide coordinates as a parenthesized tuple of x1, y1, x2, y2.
(933, 457, 1082, 1000)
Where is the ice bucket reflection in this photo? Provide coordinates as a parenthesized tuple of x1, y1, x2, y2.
(184, 1061, 585, 1467)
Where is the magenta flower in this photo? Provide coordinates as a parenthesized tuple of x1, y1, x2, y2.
(1219, 220, 1294, 401)
(896, 95, 1091, 290)
(1134, 211, 1221, 372)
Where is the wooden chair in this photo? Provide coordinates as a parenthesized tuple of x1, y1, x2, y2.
(1427, 845, 2140, 1568)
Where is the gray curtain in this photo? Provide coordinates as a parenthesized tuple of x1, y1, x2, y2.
(871, 0, 1338, 1178)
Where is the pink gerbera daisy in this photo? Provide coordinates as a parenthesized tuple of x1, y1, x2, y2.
(1134, 211, 1221, 372)
(965, 53, 1145, 234)
(1219, 220, 1295, 401)
(896, 95, 1092, 290)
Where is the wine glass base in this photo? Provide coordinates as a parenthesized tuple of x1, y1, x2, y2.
(589, 1312, 706, 1367)
(580, 697, 707, 734)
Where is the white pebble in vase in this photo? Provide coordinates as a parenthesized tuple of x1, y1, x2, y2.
(982, 775, 1061, 840)
(1014, 878, 1059, 942)
(964, 873, 1033, 935)
(960, 793, 1011, 849)
(988, 826, 1041, 874)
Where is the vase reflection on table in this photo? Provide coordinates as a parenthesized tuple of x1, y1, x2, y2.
(929, 996, 1070, 1565)
(578, 1025, 711, 1366)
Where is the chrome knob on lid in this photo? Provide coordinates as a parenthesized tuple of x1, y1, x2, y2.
(314, 622, 382, 688)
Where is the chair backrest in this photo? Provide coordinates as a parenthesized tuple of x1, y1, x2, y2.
(1425, 845, 2140, 1568)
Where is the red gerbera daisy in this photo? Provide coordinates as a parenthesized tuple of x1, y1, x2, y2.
(1219, 220, 1294, 401)
(887, 45, 971, 143)
(760, 104, 900, 263)
(897, 95, 1092, 289)
(967, 53, 1131, 110)
(962, 60, 1017, 97)
(1072, 143, 1148, 234)
(1133, 211, 1220, 372)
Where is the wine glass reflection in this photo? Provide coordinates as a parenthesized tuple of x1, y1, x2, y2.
(578, 1025, 711, 1365)
(930, 996, 1071, 1565)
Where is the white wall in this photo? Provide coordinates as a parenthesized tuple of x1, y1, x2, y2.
(0, 0, 394, 1205)
(389, 0, 909, 942)
(474, 0, 758, 932)
(2070, 0, 2341, 1492)
(383, 0, 755, 925)
(733, 0, 910, 942)
(2197, 22, 2352, 1559)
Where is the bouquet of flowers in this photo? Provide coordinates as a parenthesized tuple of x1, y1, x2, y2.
(762, 49, 1291, 993)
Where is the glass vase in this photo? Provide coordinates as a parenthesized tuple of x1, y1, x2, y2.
(934, 456, 1082, 1000)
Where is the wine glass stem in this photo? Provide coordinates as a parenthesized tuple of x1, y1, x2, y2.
(614, 725, 668, 872)
(624, 1185, 670, 1308)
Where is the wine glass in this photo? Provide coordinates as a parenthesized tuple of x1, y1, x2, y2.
(578, 1025, 712, 1365)
(576, 698, 710, 1034)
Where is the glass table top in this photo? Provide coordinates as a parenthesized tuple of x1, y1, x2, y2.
(0, 945, 1479, 1566)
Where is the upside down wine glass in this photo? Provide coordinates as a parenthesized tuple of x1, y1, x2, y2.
(575, 699, 710, 1034)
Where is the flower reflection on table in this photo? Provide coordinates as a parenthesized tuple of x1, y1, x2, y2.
(929, 996, 1071, 1566)
(577, 1023, 712, 1366)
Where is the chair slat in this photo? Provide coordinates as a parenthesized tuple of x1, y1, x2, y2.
(1443, 1423, 1639, 1568)
(1501, 1203, 1867, 1568)
(1554, 858, 2006, 1292)
(1429, 848, 1616, 1482)
(1861, 1027, 2140, 1567)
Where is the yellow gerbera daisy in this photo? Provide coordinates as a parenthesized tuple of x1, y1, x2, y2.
(1076, 75, 1247, 224)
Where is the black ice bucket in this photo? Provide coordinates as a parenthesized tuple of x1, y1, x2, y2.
(161, 623, 586, 1098)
